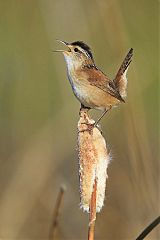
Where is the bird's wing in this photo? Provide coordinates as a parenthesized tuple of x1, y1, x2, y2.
(83, 65, 125, 102)
(113, 48, 133, 98)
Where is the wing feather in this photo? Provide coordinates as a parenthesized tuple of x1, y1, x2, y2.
(83, 66, 125, 102)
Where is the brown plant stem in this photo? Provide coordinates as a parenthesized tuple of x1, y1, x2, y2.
(88, 180, 97, 240)
(49, 185, 65, 240)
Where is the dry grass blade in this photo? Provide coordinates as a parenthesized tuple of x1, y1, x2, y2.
(49, 185, 66, 240)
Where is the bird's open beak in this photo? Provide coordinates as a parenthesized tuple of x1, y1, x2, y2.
(53, 40, 71, 53)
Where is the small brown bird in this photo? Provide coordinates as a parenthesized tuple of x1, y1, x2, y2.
(55, 40, 133, 124)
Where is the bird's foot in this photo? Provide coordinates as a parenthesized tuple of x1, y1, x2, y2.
(80, 122, 102, 134)
(79, 122, 94, 133)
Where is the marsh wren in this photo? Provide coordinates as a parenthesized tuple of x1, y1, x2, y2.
(55, 40, 133, 124)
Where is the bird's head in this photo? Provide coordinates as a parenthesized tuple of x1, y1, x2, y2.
(54, 40, 94, 69)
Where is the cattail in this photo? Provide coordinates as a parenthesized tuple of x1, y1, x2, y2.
(78, 108, 111, 213)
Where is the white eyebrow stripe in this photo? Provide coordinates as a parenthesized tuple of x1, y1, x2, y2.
(78, 47, 91, 59)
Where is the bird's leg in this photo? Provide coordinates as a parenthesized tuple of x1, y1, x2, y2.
(94, 106, 112, 127)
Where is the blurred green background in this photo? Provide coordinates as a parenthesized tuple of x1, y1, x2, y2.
(0, 0, 159, 239)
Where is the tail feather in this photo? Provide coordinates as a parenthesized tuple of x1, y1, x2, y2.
(113, 48, 133, 98)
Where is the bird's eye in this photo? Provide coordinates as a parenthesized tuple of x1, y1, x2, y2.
(74, 48, 79, 52)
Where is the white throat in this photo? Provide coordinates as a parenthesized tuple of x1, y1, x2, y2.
(63, 54, 82, 73)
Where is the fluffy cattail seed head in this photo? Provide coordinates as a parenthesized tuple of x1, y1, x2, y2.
(78, 109, 111, 213)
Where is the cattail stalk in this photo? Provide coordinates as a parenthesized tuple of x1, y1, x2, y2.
(78, 108, 111, 239)
(88, 179, 97, 240)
